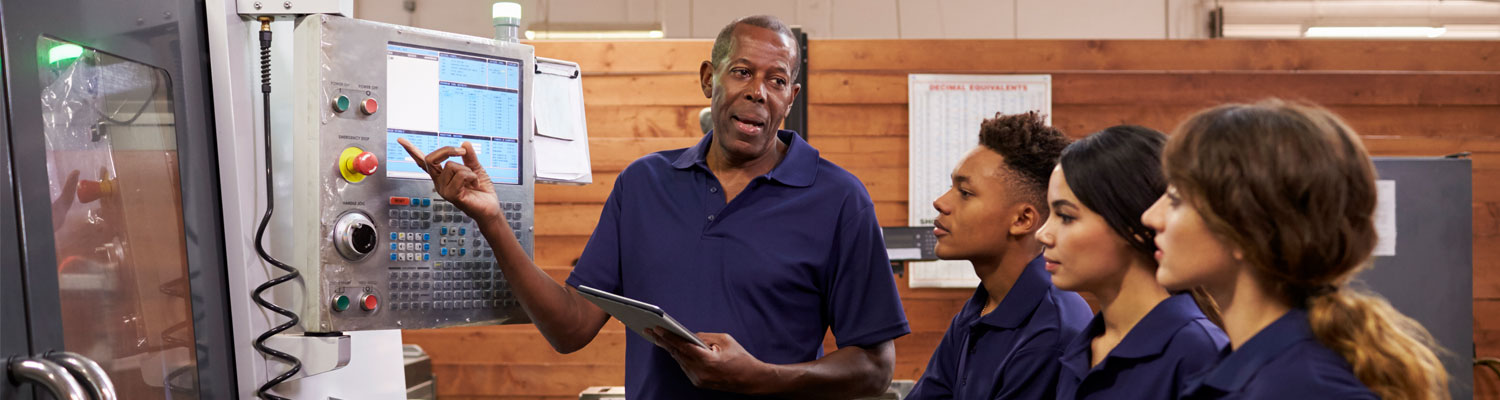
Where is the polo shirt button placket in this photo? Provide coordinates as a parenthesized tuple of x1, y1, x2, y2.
(707, 214, 716, 221)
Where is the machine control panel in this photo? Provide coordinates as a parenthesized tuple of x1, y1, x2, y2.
(290, 15, 534, 331)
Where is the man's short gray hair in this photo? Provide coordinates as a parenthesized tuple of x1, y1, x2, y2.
(709, 15, 800, 79)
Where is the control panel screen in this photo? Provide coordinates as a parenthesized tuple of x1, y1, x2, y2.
(385, 42, 523, 185)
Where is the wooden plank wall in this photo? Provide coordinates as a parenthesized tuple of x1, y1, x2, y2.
(403, 40, 1500, 399)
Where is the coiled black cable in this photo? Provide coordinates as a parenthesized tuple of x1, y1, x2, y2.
(249, 17, 303, 400)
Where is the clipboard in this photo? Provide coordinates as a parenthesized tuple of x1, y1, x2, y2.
(532, 57, 593, 185)
(574, 285, 708, 349)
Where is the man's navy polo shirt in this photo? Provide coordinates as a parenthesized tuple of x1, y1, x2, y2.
(907, 255, 1092, 400)
(565, 130, 910, 399)
(1180, 308, 1376, 399)
(1054, 293, 1229, 399)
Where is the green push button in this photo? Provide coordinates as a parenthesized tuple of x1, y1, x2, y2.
(332, 95, 351, 112)
(333, 295, 351, 311)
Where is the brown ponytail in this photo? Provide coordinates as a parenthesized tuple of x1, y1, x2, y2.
(1188, 287, 1223, 328)
(1308, 288, 1448, 399)
(1164, 99, 1448, 399)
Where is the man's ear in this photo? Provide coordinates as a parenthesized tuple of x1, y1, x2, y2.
(784, 82, 802, 115)
(1009, 202, 1044, 236)
(699, 61, 715, 98)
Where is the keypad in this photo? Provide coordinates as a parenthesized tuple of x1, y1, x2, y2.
(497, 201, 526, 239)
(379, 198, 527, 312)
(384, 261, 519, 311)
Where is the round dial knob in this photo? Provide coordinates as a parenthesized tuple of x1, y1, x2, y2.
(333, 212, 377, 261)
(349, 223, 377, 254)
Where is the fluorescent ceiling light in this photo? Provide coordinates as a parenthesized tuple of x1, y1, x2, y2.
(525, 30, 664, 40)
(1441, 24, 1500, 39)
(1304, 26, 1446, 38)
(1222, 24, 1305, 38)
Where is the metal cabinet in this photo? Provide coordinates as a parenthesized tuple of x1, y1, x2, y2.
(0, 0, 234, 398)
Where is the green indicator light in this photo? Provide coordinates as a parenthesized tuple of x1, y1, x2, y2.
(48, 44, 84, 64)
(333, 95, 350, 112)
(333, 295, 351, 311)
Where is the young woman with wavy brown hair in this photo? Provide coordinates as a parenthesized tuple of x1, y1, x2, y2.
(1141, 99, 1448, 399)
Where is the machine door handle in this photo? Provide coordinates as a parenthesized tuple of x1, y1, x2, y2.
(45, 352, 117, 400)
(7, 356, 89, 400)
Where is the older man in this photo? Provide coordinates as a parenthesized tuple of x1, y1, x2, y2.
(400, 15, 908, 399)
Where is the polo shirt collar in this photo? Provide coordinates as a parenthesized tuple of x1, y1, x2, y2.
(1059, 312, 1108, 378)
(974, 254, 1051, 329)
(670, 130, 818, 188)
(1059, 293, 1208, 378)
(1194, 308, 1314, 393)
(1113, 293, 1209, 358)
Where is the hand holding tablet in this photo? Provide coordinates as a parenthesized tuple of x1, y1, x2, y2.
(574, 285, 708, 349)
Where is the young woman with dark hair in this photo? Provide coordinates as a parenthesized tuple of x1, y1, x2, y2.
(1037, 125, 1228, 399)
(1142, 100, 1448, 399)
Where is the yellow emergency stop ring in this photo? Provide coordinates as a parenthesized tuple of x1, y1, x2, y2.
(339, 147, 368, 183)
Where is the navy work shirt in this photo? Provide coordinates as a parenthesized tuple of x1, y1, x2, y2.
(1054, 293, 1229, 399)
(907, 255, 1093, 400)
(565, 130, 910, 399)
(1179, 308, 1376, 399)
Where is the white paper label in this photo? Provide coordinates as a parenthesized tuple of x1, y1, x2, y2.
(909, 260, 982, 288)
(1373, 179, 1397, 256)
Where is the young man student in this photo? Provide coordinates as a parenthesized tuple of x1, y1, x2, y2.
(907, 111, 1093, 400)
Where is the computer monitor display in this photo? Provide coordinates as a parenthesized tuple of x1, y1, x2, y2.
(384, 42, 523, 184)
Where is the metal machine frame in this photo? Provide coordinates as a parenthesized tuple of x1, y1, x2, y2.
(286, 15, 536, 332)
(0, 0, 236, 397)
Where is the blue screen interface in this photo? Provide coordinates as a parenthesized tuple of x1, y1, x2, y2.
(385, 42, 523, 184)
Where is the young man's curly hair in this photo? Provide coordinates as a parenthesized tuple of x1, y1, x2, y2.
(977, 111, 1070, 210)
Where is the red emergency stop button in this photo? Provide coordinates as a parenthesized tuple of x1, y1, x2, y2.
(77, 179, 110, 203)
(352, 151, 378, 175)
(361, 294, 379, 311)
(361, 98, 378, 115)
(339, 147, 378, 183)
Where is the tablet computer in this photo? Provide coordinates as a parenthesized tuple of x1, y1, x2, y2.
(574, 285, 708, 349)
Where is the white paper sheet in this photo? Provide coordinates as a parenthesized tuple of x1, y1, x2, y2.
(533, 57, 592, 184)
(887, 248, 922, 261)
(908, 259, 981, 288)
(1374, 179, 1397, 256)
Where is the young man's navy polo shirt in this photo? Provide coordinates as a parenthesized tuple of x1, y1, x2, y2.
(1179, 308, 1376, 399)
(565, 130, 910, 399)
(1054, 293, 1229, 399)
(907, 255, 1092, 400)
